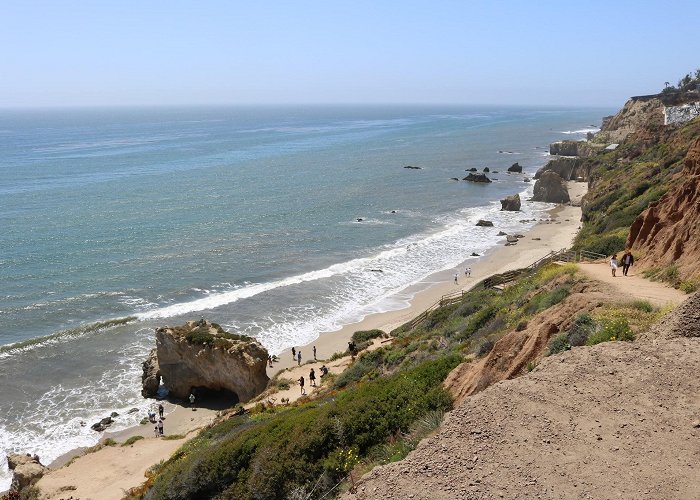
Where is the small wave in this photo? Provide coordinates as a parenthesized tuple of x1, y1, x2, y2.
(559, 128, 599, 135)
(0, 317, 137, 358)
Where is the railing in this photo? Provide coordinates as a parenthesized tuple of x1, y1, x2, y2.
(400, 247, 608, 331)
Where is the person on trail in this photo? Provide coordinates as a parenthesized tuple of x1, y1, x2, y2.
(158, 403, 164, 419)
(309, 368, 316, 387)
(268, 355, 273, 368)
(621, 250, 634, 276)
(157, 419, 164, 436)
(297, 350, 302, 365)
(313, 345, 317, 360)
(467, 267, 471, 277)
(454, 273, 458, 284)
(299, 376, 306, 395)
(320, 364, 329, 377)
(291, 347, 296, 360)
(610, 254, 618, 277)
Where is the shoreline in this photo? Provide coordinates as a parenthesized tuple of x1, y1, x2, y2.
(33, 181, 586, 499)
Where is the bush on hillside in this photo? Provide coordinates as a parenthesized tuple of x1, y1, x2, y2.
(142, 355, 460, 500)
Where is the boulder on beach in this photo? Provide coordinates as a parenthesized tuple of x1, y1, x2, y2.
(7, 453, 47, 493)
(475, 220, 494, 227)
(506, 235, 519, 243)
(146, 319, 269, 402)
(507, 162, 523, 173)
(463, 173, 492, 183)
(532, 171, 570, 203)
(500, 193, 521, 211)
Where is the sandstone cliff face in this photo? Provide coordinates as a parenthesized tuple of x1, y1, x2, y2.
(532, 171, 570, 203)
(7, 453, 47, 493)
(535, 157, 588, 181)
(152, 320, 269, 402)
(445, 281, 607, 403)
(627, 137, 700, 279)
(549, 140, 601, 158)
(595, 97, 664, 144)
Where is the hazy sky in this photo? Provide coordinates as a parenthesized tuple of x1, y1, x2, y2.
(2, 0, 698, 108)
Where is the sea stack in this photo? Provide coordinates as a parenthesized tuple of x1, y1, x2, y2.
(143, 319, 269, 403)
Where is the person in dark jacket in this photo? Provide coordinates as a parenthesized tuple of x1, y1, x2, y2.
(621, 250, 634, 276)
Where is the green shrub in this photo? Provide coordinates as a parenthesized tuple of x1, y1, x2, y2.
(276, 379, 291, 391)
(351, 329, 385, 344)
(525, 361, 538, 372)
(567, 313, 595, 346)
(103, 438, 117, 447)
(629, 300, 654, 313)
(547, 333, 570, 356)
(575, 233, 626, 256)
(334, 348, 386, 388)
(679, 279, 699, 294)
(586, 315, 634, 345)
(122, 435, 144, 447)
(475, 339, 494, 357)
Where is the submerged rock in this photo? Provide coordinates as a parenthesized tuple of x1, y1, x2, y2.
(475, 220, 494, 227)
(507, 162, 523, 173)
(149, 319, 269, 402)
(463, 173, 492, 183)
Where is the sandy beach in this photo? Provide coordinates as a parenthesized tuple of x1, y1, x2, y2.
(33, 181, 586, 499)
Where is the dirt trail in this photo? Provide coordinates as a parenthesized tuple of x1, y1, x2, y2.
(577, 262, 687, 307)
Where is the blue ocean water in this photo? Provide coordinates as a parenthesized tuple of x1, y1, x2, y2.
(0, 105, 607, 487)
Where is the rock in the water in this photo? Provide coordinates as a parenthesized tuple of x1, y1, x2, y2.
(466, 167, 478, 172)
(475, 220, 494, 227)
(506, 235, 519, 243)
(507, 162, 523, 173)
(483, 167, 490, 172)
(8, 453, 47, 493)
(500, 193, 521, 211)
(404, 165, 422, 169)
(471, 252, 480, 257)
(142, 347, 161, 398)
(497, 231, 507, 236)
(450, 177, 459, 181)
(463, 173, 492, 183)
(524, 177, 531, 182)
(532, 171, 570, 203)
(152, 319, 269, 402)
(91, 416, 114, 432)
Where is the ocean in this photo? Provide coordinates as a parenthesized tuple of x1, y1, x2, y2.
(0, 105, 607, 488)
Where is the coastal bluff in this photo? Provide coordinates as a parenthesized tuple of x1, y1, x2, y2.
(142, 319, 269, 402)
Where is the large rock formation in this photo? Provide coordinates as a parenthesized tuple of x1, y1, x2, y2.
(594, 96, 664, 144)
(534, 157, 587, 181)
(141, 348, 160, 398)
(627, 137, 700, 279)
(7, 453, 47, 493)
(499, 193, 521, 211)
(549, 140, 601, 158)
(146, 319, 269, 402)
(532, 171, 570, 203)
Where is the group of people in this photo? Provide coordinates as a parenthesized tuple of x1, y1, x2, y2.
(290, 345, 319, 366)
(148, 403, 165, 436)
(298, 364, 329, 395)
(454, 267, 472, 284)
(610, 250, 634, 277)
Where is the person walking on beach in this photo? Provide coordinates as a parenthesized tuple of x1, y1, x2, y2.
(454, 273, 458, 284)
(189, 392, 195, 408)
(158, 403, 164, 419)
(610, 254, 618, 277)
(467, 267, 471, 277)
(291, 347, 296, 360)
(621, 250, 634, 276)
(309, 368, 316, 387)
(157, 419, 164, 436)
(268, 355, 273, 368)
(313, 345, 317, 360)
(299, 376, 306, 395)
(297, 350, 302, 365)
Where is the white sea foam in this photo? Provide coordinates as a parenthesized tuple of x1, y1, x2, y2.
(559, 128, 599, 135)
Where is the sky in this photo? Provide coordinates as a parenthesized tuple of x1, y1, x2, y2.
(1, 0, 698, 108)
